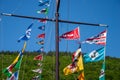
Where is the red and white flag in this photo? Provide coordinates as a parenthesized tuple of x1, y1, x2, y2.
(84, 30, 107, 45)
(60, 27, 80, 40)
(37, 33, 45, 38)
(33, 54, 43, 61)
(32, 69, 42, 74)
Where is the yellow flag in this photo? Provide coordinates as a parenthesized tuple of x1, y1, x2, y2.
(77, 71, 84, 80)
(11, 41, 26, 66)
(77, 55, 84, 70)
(12, 54, 20, 64)
(63, 55, 84, 75)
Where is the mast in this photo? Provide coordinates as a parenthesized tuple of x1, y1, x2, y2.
(55, 0, 60, 80)
(0, 1, 108, 80)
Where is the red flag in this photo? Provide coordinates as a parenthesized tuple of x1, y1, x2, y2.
(39, 19, 47, 23)
(60, 27, 80, 40)
(34, 54, 43, 61)
(37, 33, 45, 38)
(84, 30, 107, 45)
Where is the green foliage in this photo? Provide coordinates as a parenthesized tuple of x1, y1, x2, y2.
(0, 52, 120, 80)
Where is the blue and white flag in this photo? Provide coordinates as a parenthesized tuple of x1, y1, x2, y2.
(38, 0, 49, 6)
(18, 23, 33, 42)
(38, 25, 45, 31)
(99, 62, 105, 80)
(7, 71, 19, 80)
(83, 47, 105, 63)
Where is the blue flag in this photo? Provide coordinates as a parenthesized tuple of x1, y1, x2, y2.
(83, 47, 105, 63)
(18, 23, 33, 42)
(38, 25, 45, 31)
(99, 62, 105, 80)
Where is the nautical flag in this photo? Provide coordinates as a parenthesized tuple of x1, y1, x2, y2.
(77, 71, 84, 80)
(7, 71, 19, 80)
(63, 47, 84, 75)
(60, 27, 80, 40)
(99, 62, 105, 80)
(72, 45, 81, 62)
(40, 47, 44, 52)
(2, 52, 22, 77)
(37, 63, 42, 66)
(63, 55, 84, 75)
(83, 47, 105, 63)
(32, 69, 42, 74)
(17, 23, 33, 42)
(34, 54, 43, 61)
(38, 25, 45, 31)
(83, 30, 107, 45)
(39, 19, 47, 23)
(2, 65, 12, 77)
(37, 8, 48, 14)
(11, 52, 23, 66)
(37, 33, 45, 38)
(38, 0, 49, 6)
(37, 47, 44, 52)
(14, 55, 23, 70)
(32, 75, 41, 80)
(36, 40, 44, 45)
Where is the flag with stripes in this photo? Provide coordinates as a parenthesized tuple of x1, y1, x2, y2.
(83, 30, 107, 45)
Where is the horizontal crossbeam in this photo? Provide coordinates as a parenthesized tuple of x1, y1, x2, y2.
(1, 13, 108, 27)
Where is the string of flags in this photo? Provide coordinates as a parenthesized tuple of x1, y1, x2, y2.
(31, 0, 51, 79)
(2, 23, 31, 80)
(2, 1, 49, 79)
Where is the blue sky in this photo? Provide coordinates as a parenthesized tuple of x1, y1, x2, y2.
(0, 0, 120, 58)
